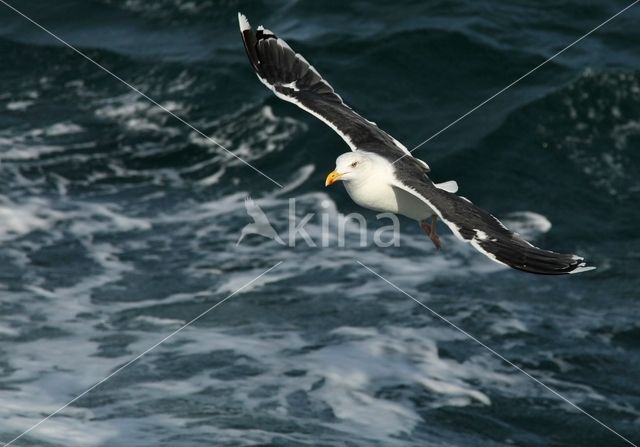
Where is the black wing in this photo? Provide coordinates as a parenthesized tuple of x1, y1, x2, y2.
(391, 165, 594, 275)
(238, 13, 429, 171)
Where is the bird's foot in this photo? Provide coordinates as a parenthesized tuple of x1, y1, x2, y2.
(420, 217, 441, 250)
(429, 232, 442, 251)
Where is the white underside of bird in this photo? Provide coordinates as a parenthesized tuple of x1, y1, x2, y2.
(345, 177, 433, 221)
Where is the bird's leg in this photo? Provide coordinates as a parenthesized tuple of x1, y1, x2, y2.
(420, 219, 431, 235)
(420, 216, 441, 250)
(430, 215, 441, 250)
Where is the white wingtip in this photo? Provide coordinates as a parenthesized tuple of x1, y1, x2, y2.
(569, 264, 597, 274)
(238, 12, 251, 32)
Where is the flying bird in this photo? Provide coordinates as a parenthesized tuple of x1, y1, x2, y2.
(237, 196, 285, 246)
(238, 13, 594, 275)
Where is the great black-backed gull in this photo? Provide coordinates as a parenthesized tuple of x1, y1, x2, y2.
(238, 13, 594, 275)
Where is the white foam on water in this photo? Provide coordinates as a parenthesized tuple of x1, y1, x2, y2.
(0, 121, 87, 161)
(94, 92, 185, 136)
(0, 197, 66, 242)
(6, 100, 35, 111)
(189, 105, 308, 165)
(125, 324, 523, 445)
(44, 123, 86, 136)
(0, 140, 67, 160)
(134, 315, 185, 327)
(501, 211, 552, 241)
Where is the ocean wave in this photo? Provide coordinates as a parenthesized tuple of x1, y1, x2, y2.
(523, 70, 640, 200)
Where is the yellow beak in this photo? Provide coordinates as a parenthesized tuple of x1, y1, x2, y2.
(325, 170, 342, 186)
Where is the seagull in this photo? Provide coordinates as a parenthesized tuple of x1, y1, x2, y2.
(238, 13, 594, 275)
(237, 196, 285, 246)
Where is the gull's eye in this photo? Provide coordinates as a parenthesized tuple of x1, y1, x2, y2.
(350, 161, 358, 168)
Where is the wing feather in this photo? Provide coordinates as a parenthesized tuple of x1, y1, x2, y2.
(391, 174, 594, 275)
(238, 13, 429, 171)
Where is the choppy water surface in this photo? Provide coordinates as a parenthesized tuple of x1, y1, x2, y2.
(1, 1, 639, 446)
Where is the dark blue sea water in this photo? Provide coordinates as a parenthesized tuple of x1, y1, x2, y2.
(1, 1, 640, 446)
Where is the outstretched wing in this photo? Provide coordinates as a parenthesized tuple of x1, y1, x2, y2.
(391, 169, 594, 275)
(238, 13, 428, 171)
